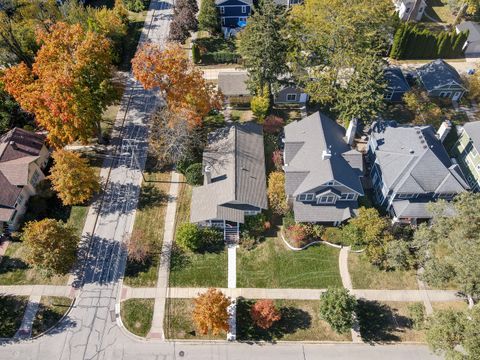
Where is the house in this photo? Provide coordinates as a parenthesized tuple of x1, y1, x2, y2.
(273, 85, 308, 106)
(456, 21, 480, 59)
(283, 112, 364, 226)
(218, 72, 251, 104)
(392, 0, 426, 21)
(451, 121, 480, 191)
(0, 128, 50, 231)
(216, 0, 252, 28)
(368, 121, 470, 225)
(384, 67, 410, 102)
(273, 0, 302, 7)
(190, 122, 267, 241)
(416, 59, 467, 101)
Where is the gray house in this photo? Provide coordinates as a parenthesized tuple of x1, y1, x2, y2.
(218, 72, 251, 104)
(368, 121, 470, 225)
(190, 122, 267, 241)
(283, 112, 364, 226)
(416, 59, 467, 101)
(274, 85, 308, 106)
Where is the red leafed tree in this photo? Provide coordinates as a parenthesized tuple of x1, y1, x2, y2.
(263, 115, 284, 134)
(250, 299, 281, 329)
(131, 43, 223, 126)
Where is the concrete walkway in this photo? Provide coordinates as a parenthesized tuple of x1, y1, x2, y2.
(227, 245, 237, 289)
(339, 247, 352, 290)
(14, 295, 41, 339)
(147, 171, 180, 339)
(0, 285, 74, 298)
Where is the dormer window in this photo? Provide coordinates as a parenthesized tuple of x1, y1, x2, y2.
(298, 193, 314, 201)
(317, 195, 336, 204)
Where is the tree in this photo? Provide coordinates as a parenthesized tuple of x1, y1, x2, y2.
(413, 193, 480, 307)
(169, 3, 198, 44)
(198, 0, 220, 35)
(319, 288, 357, 334)
(22, 218, 79, 274)
(403, 88, 443, 128)
(237, 0, 288, 93)
(122, 0, 147, 12)
(192, 288, 230, 335)
(127, 229, 152, 263)
(132, 43, 223, 127)
(49, 150, 100, 206)
(250, 94, 270, 122)
(185, 163, 203, 185)
(2, 22, 117, 147)
(176, 223, 202, 252)
(267, 171, 289, 215)
(263, 115, 284, 134)
(0, 82, 30, 133)
(250, 299, 281, 329)
(192, 43, 200, 64)
(426, 309, 467, 359)
(467, 63, 480, 102)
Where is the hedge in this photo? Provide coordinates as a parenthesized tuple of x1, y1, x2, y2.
(202, 50, 239, 64)
(390, 23, 469, 60)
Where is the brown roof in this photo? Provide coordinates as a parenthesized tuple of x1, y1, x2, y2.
(0, 171, 22, 209)
(0, 127, 45, 163)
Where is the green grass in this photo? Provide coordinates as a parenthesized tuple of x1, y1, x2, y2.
(32, 296, 72, 337)
(231, 109, 253, 122)
(423, 0, 456, 25)
(164, 298, 225, 340)
(348, 253, 418, 290)
(121, 299, 154, 337)
(237, 299, 352, 342)
(195, 35, 239, 65)
(237, 237, 342, 288)
(0, 295, 28, 338)
(356, 301, 426, 343)
(123, 171, 171, 287)
(431, 301, 468, 312)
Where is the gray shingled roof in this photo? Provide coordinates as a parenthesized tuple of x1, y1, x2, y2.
(391, 200, 433, 219)
(416, 59, 466, 92)
(462, 121, 480, 150)
(190, 122, 267, 224)
(370, 122, 469, 194)
(456, 21, 480, 56)
(293, 200, 357, 223)
(283, 112, 364, 197)
(217, 72, 250, 97)
(384, 67, 410, 92)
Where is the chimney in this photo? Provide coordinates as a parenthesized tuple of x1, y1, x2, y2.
(9, 141, 16, 149)
(322, 146, 332, 160)
(345, 118, 358, 146)
(204, 165, 212, 184)
(436, 120, 452, 143)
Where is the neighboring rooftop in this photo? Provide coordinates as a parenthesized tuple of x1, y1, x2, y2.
(384, 67, 410, 92)
(462, 121, 480, 147)
(217, 72, 250, 97)
(416, 59, 465, 92)
(190, 122, 267, 224)
(370, 122, 469, 194)
(456, 21, 480, 56)
(283, 112, 364, 197)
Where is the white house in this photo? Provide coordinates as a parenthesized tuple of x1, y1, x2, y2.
(393, 0, 426, 21)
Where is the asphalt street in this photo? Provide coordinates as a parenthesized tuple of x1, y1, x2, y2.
(0, 1, 442, 359)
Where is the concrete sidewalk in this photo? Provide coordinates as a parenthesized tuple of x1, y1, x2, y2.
(0, 285, 74, 298)
(15, 295, 41, 339)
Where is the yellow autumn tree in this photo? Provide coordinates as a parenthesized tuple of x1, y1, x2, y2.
(267, 171, 289, 215)
(192, 288, 230, 335)
(49, 150, 100, 206)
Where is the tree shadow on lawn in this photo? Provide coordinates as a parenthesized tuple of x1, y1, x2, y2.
(356, 300, 413, 344)
(137, 183, 168, 210)
(0, 255, 29, 276)
(236, 298, 312, 342)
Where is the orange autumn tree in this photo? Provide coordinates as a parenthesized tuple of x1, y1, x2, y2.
(192, 288, 230, 335)
(2, 22, 117, 148)
(132, 43, 222, 126)
(250, 299, 281, 329)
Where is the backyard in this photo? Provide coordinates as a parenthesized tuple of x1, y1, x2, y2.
(121, 298, 154, 337)
(236, 299, 352, 342)
(348, 252, 418, 290)
(237, 237, 342, 289)
(194, 34, 239, 66)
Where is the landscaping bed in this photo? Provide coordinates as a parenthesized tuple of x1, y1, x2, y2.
(237, 299, 352, 342)
(348, 252, 418, 290)
(120, 298, 154, 337)
(32, 296, 72, 337)
(356, 300, 426, 343)
(123, 170, 171, 287)
(164, 298, 225, 340)
(0, 295, 28, 338)
(237, 236, 342, 289)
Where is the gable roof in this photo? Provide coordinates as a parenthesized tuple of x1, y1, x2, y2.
(416, 59, 466, 92)
(462, 121, 480, 150)
(0, 127, 45, 162)
(218, 72, 250, 97)
(190, 122, 267, 223)
(384, 67, 410, 92)
(283, 112, 364, 196)
(370, 122, 469, 194)
(216, 0, 253, 7)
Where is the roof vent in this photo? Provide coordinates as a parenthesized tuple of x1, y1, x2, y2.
(409, 149, 415, 154)
(322, 148, 332, 160)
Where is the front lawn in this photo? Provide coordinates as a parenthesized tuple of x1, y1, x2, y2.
(121, 298, 154, 337)
(0, 295, 28, 338)
(356, 301, 426, 343)
(237, 237, 342, 289)
(237, 299, 352, 342)
(32, 296, 72, 337)
(164, 298, 225, 340)
(123, 170, 171, 287)
(348, 252, 418, 290)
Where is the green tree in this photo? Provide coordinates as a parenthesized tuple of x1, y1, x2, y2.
(426, 309, 467, 359)
(319, 288, 357, 334)
(185, 163, 203, 185)
(237, 0, 288, 93)
(22, 218, 79, 274)
(251, 94, 270, 122)
(192, 43, 200, 63)
(176, 223, 202, 252)
(198, 0, 220, 35)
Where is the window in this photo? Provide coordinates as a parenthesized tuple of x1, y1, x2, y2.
(340, 193, 355, 200)
(286, 93, 297, 102)
(239, 17, 247, 22)
(241, 5, 246, 13)
(440, 92, 452, 98)
(30, 170, 40, 187)
(220, 6, 225, 14)
(438, 193, 454, 199)
(221, 17, 226, 25)
(384, 92, 393, 100)
(397, 193, 415, 199)
(17, 193, 24, 205)
(318, 195, 336, 204)
(471, 146, 478, 158)
(298, 193, 314, 201)
(245, 210, 259, 216)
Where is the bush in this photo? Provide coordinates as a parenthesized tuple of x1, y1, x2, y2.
(185, 163, 203, 185)
(240, 232, 258, 251)
(251, 95, 270, 122)
(123, 0, 147, 12)
(408, 303, 426, 330)
(322, 227, 343, 244)
(127, 229, 152, 263)
(202, 51, 239, 64)
(286, 223, 307, 247)
(176, 223, 202, 252)
(319, 288, 357, 334)
(272, 149, 283, 171)
(243, 213, 266, 236)
(192, 43, 201, 63)
(303, 223, 325, 240)
(250, 299, 281, 329)
(282, 210, 295, 229)
(263, 115, 284, 134)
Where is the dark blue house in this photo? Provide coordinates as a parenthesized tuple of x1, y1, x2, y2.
(383, 67, 410, 102)
(216, 0, 252, 28)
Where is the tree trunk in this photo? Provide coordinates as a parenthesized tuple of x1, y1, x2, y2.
(96, 121, 105, 145)
(454, 4, 468, 26)
(467, 294, 475, 309)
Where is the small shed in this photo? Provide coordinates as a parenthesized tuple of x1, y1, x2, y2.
(218, 71, 252, 105)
